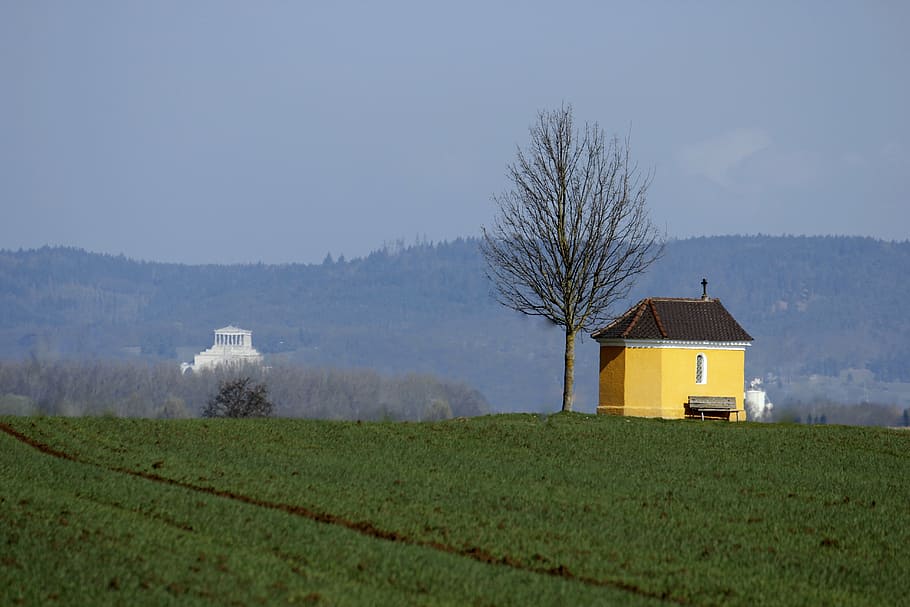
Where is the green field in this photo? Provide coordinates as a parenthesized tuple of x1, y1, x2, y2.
(1, 414, 908, 605)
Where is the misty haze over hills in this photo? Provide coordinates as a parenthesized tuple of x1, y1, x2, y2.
(1, 235, 909, 417)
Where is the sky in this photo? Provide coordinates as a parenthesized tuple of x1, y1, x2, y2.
(2, 1, 908, 265)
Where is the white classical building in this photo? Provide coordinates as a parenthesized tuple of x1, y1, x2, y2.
(181, 326, 264, 373)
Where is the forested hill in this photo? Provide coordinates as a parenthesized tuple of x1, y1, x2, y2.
(2, 236, 909, 412)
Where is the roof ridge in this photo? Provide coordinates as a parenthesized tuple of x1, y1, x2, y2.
(649, 297, 717, 302)
(621, 300, 648, 338)
(648, 299, 668, 338)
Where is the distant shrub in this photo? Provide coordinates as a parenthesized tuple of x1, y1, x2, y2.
(0, 394, 36, 416)
(156, 396, 192, 419)
(203, 377, 273, 418)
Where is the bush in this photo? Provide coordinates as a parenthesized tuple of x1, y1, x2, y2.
(203, 377, 273, 418)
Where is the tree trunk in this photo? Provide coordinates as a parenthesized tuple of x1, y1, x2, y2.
(562, 328, 575, 412)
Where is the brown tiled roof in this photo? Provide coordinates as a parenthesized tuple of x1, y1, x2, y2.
(591, 298, 753, 342)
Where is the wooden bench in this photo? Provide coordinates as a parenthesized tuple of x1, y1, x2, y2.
(686, 396, 740, 421)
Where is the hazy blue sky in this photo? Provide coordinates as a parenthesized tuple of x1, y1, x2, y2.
(2, 1, 907, 264)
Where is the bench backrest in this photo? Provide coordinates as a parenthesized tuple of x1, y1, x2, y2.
(688, 396, 736, 409)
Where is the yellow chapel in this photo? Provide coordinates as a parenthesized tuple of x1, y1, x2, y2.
(591, 282, 753, 421)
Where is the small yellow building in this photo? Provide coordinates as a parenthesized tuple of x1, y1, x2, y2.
(591, 287, 753, 420)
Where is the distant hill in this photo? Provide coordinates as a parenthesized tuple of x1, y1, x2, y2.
(1, 236, 909, 413)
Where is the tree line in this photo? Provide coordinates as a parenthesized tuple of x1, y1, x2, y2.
(773, 400, 910, 428)
(0, 359, 489, 421)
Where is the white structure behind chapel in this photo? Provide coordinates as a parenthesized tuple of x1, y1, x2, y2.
(181, 326, 263, 373)
(744, 377, 774, 421)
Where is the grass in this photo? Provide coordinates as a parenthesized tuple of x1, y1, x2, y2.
(1, 413, 908, 605)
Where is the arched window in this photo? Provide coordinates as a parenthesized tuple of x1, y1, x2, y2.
(695, 353, 707, 384)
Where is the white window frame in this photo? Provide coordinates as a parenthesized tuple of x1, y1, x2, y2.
(695, 353, 708, 384)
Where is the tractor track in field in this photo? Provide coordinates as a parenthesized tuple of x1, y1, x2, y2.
(0, 421, 685, 604)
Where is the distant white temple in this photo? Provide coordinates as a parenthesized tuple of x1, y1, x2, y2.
(181, 326, 263, 373)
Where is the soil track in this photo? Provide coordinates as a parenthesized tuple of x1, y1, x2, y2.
(0, 421, 683, 604)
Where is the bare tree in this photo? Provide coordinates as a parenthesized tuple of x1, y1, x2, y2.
(203, 377, 274, 418)
(481, 105, 663, 412)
